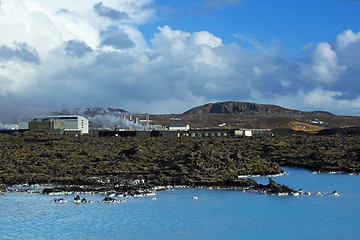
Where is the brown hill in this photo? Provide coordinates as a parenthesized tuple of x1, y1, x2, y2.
(183, 101, 333, 116)
(150, 101, 358, 132)
(149, 113, 360, 133)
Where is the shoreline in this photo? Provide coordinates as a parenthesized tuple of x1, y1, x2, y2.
(0, 165, 353, 198)
(1, 133, 360, 196)
(1, 171, 342, 198)
(0, 181, 340, 199)
(238, 172, 287, 178)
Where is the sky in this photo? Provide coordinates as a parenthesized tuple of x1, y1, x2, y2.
(1, 0, 360, 123)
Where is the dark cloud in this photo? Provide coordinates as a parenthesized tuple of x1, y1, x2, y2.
(0, 92, 49, 124)
(56, 9, 70, 14)
(0, 93, 20, 123)
(95, 51, 136, 67)
(0, 75, 13, 85)
(3, 24, 360, 116)
(100, 29, 135, 49)
(0, 43, 40, 64)
(64, 40, 93, 57)
(93, 2, 129, 21)
(326, 40, 360, 100)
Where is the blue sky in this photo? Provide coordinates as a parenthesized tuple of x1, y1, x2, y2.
(1, 0, 360, 123)
(144, 0, 360, 52)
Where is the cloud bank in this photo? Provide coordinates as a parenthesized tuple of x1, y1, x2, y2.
(1, 0, 360, 123)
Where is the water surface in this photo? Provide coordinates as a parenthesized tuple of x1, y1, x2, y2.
(1, 167, 359, 240)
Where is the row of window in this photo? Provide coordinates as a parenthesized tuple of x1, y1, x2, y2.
(185, 132, 228, 137)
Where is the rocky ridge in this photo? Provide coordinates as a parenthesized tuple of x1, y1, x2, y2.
(184, 101, 333, 116)
(1, 132, 359, 196)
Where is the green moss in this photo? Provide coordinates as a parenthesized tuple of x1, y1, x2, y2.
(0, 133, 359, 186)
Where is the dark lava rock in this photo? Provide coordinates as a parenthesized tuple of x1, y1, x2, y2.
(0, 184, 8, 192)
(1, 132, 360, 191)
(317, 127, 360, 136)
(252, 178, 295, 194)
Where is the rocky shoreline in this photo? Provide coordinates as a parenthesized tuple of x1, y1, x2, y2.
(1, 177, 297, 195)
(1, 132, 359, 196)
(0, 177, 340, 200)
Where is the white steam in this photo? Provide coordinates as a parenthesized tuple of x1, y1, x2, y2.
(88, 114, 161, 131)
(63, 107, 162, 130)
(0, 122, 19, 130)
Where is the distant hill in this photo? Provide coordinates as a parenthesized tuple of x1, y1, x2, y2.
(46, 103, 360, 133)
(183, 101, 334, 116)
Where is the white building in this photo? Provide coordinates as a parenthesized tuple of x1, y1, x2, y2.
(24, 115, 89, 135)
(234, 130, 251, 136)
(244, 130, 253, 137)
(19, 121, 29, 130)
(169, 124, 190, 131)
(233, 129, 271, 137)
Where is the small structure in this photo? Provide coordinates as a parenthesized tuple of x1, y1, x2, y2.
(189, 129, 229, 137)
(169, 124, 190, 131)
(235, 130, 253, 137)
(29, 119, 65, 131)
(233, 129, 271, 137)
(19, 120, 30, 130)
(99, 130, 182, 138)
(98, 128, 271, 138)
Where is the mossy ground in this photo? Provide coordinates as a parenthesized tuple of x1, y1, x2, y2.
(0, 132, 359, 186)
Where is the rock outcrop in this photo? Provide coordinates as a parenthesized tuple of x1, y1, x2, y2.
(184, 101, 333, 116)
(1, 132, 360, 190)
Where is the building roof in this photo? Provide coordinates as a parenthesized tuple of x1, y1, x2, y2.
(169, 124, 189, 127)
(33, 115, 88, 120)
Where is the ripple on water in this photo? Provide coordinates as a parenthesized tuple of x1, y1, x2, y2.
(1, 168, 360, 240)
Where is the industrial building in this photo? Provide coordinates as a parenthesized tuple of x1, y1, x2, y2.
(99, 130, 185, 138)
(99, 128, 271, 138)
(21, 115, 89, 135)
(234, 129, 272, 136)
(169, 124, 190, 131)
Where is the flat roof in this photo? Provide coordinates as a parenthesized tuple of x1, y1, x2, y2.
(33, 115, 88, 120)
(169, 124, 189, 127)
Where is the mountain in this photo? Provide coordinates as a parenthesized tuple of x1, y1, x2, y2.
(183, 101, 334, 116)
(49, 103, 360, 133)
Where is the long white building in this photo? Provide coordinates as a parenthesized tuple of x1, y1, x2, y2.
(21, 115, 89, 135)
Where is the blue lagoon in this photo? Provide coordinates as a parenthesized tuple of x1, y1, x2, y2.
(1, 167, 360, 240)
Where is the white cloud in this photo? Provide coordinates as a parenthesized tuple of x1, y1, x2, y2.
(253, 66, 262, 76)
(336, 29, 360, 49)
(151, 26, 190, 49)
(270, 89, 360, 116)
(303, 89, 342, 106)
(307, 42, 345, 83)
(191, 31, 222, 48)
(234, 33, 281, 55)
(1, 0, 360, 122)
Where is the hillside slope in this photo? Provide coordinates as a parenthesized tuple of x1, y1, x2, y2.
(184, 101, 333, 116)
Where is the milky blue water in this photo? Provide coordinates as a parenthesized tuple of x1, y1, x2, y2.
(1, 167, 360, 240)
